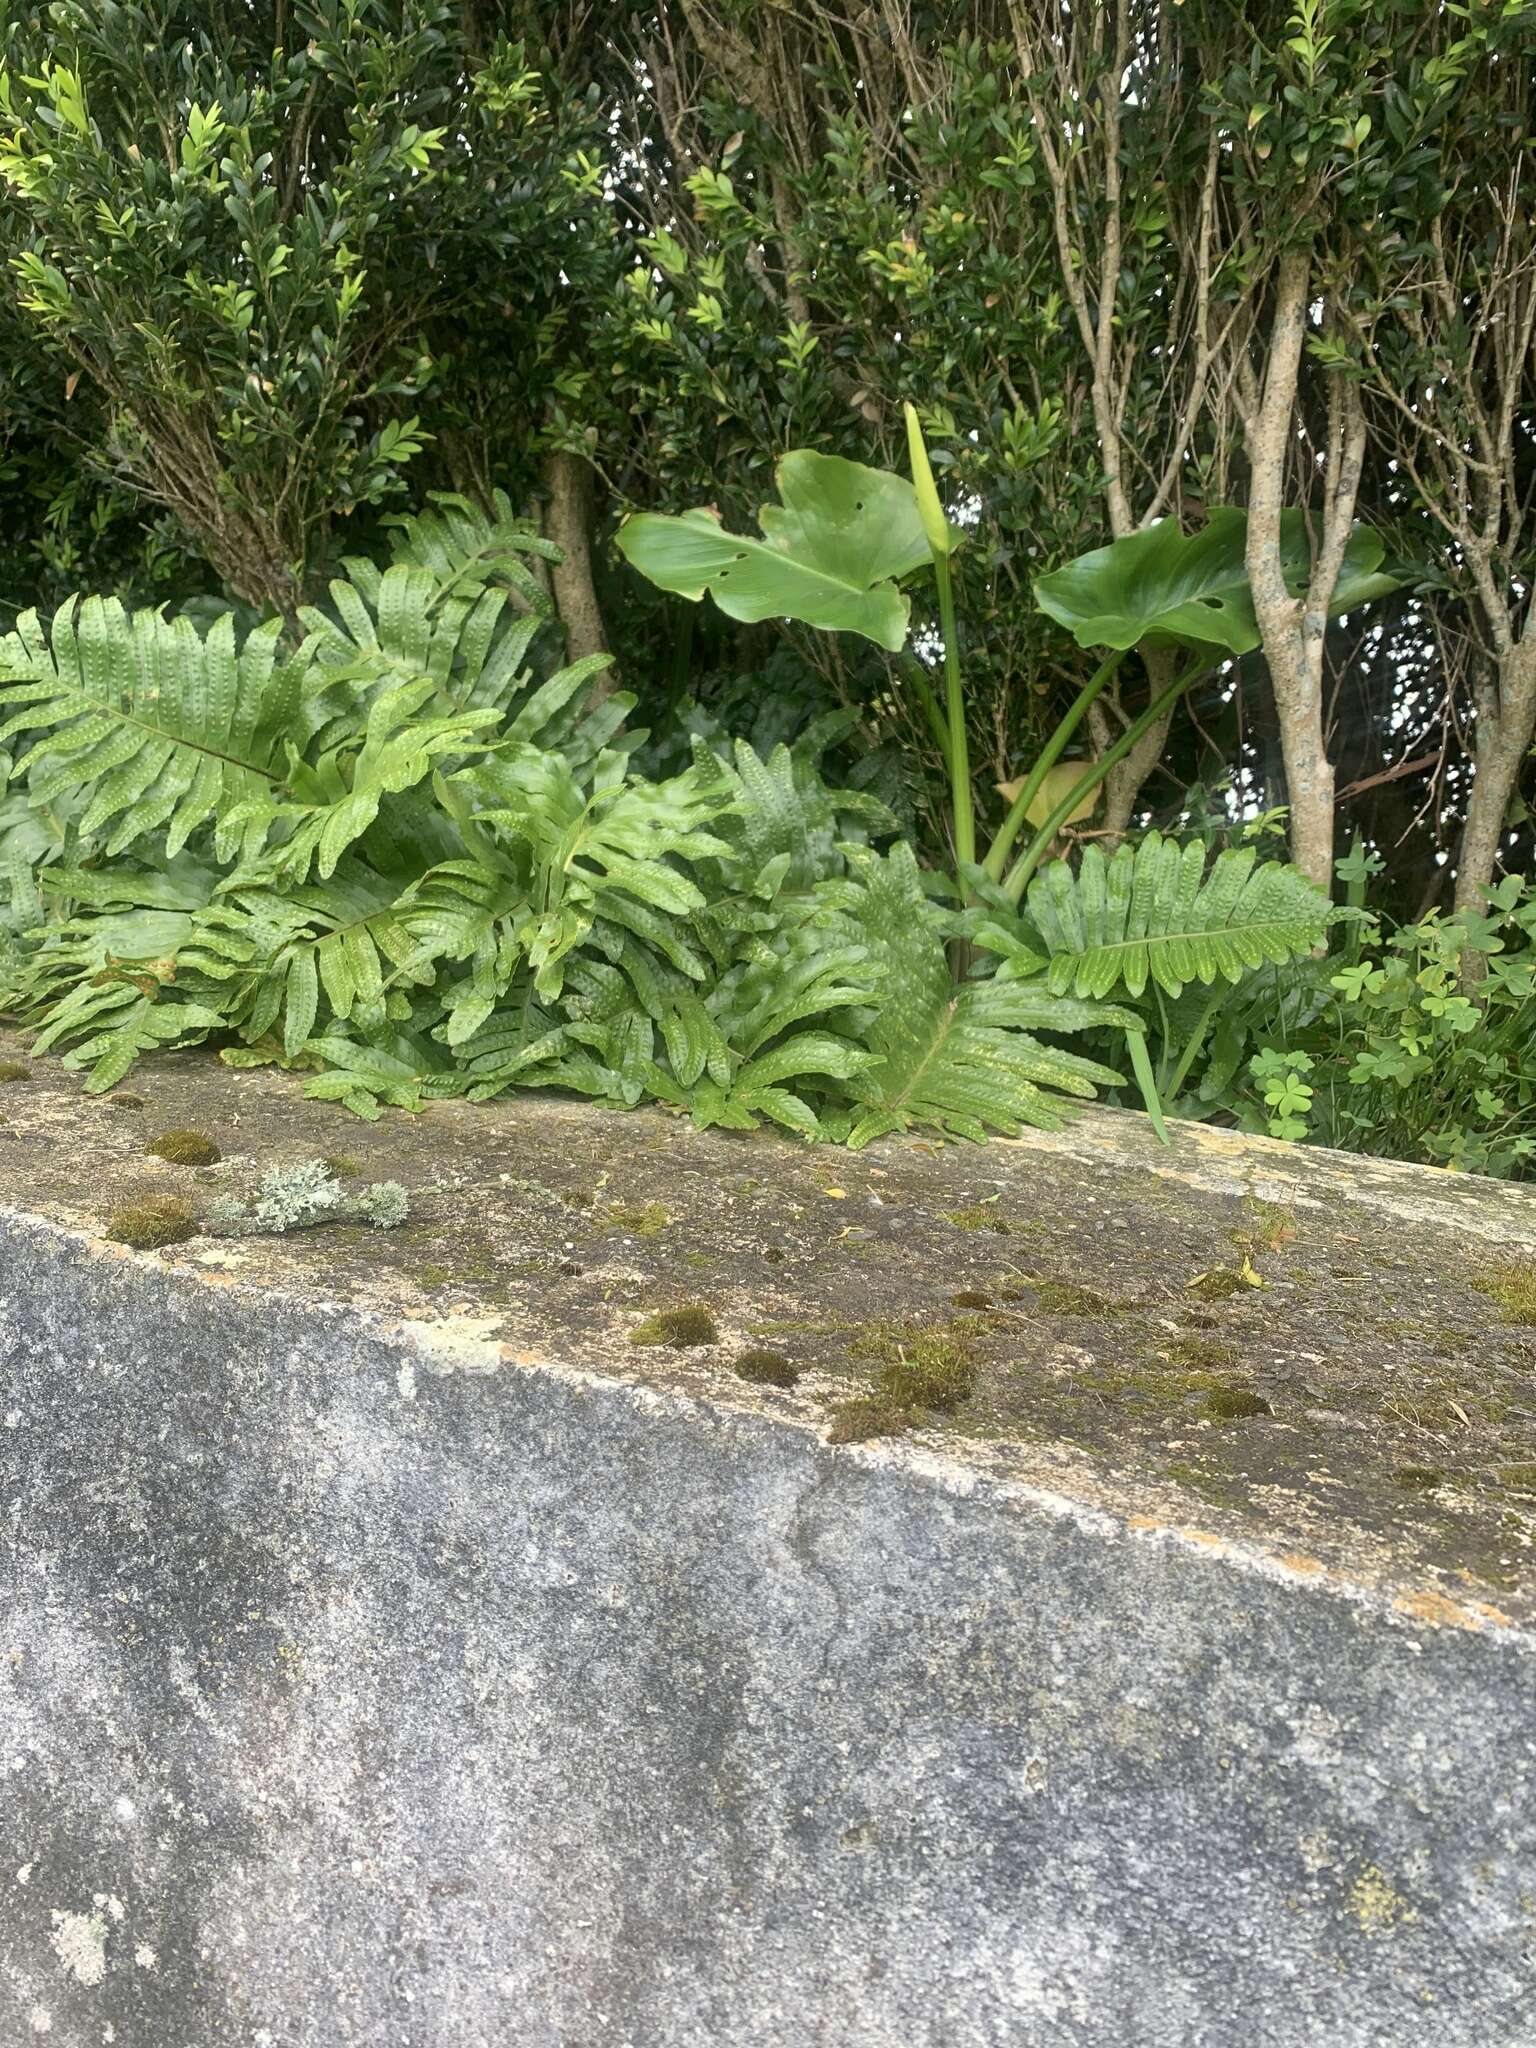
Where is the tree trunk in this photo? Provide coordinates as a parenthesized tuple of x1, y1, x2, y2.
(1089, 645, 1181, 843)
(542, 450, 613, 694)
(1240, 247, 1365, 892)
(1455, 640, 1536, 911)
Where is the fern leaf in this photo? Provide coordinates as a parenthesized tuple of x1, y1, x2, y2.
(1026, 834, 1332, 1000)
(836, 845, 1125, 1146)
(0, 599, 300, 859)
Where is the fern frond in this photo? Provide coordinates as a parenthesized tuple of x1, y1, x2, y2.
(0, 599, 302, 859)
(1025, 834, 1332, 999)
(218, 681, 501, 884)
(834, 844, 1126, 1146)
(710, 734, 896, 894)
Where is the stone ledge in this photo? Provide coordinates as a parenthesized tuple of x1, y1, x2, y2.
(2, 1045, 1536, 2043)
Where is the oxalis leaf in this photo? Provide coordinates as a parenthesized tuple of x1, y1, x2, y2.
(615, 451, 936, 652)
(1033, 508, 1399, 655)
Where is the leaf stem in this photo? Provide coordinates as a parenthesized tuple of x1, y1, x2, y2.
(982, 646, 1129, 882)
(932, 551, 974, 887)
(1000, 654, 1205, 905)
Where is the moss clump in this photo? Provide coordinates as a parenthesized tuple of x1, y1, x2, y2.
(105, 1193, 197, 1250)
(1493, 1463, 1536, 1493)
(1188, 1268, 1247, 1303)
(941, 1203, 1015, 1234)
(608, 1201, 670, 1237)
(949, 1290, 993, 1310)
(322, 1154, 363, 1179)
(827, 1394, 915, 1445)
(1393, 1466, 1446, 1491)
(1230, 1199, 1297, 1255)
(1472, 1263, 1536, 1326)
(734, 1348, 799, 1389)
(1204, 1385, 1272, 1420)
(1030, 1280, 1120, 1316)
(1166, 1335, 1238, 1372)
(629, 1303, 718, 1348)
(880, 1341, 975, 1414)
(145, 1127, 222, 1167)
(0, 1060, 28, 1085)
(830, 1322, 978, 1443)
(107, 1092, 146, 1110)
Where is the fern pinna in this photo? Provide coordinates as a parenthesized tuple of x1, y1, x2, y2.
(0, 498, 1329, 1142)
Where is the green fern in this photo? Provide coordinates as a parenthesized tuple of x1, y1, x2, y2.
(0, 518, 1156, 1143)
(0, 599, 304, 860)
(824, 844, 1131, 1146)
(1024, 834, 1332, 1000)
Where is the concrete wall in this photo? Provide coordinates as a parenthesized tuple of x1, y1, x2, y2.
(4, 1194, 1536, 2048)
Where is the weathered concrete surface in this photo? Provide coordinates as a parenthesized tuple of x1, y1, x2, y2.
(2, 1041, 1536, 2047)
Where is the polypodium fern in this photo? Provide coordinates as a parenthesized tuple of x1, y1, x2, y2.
(822, 844, 1133, 1147)
(0, 599, 304, 860)
(1023, 834, 1333, 1000)
(0, 511, 1169, 1145)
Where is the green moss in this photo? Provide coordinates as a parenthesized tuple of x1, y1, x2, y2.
(322, 1154, 363, 1179)
(1030, 1280, 1121, 1316)
(1164, 1336, 1238, 1373)
(1472, 1263, 1536, 1326)
(941, 1202, 1028, 1235)
(1164, 1459, 1251, 1511)
(748, 1314, 859, 1339)
(826, 1394, 916, 1445)
(830, 1320, 978, 1443)
(1230, 1198, 1297, 1255)
(0, 1060, 28, 1085)
(107, 1092, 146, 1110)
(629, 1303, 719, 1348)
(1393, 1465, 1446, 1491)
(144, 1127, 221, 1167)
(607, 1201, 670, 1237)
(1204, 1385, 1272, 1420)
(1188, 1268, 1247, 1302)
(105, 1193, 197, 1250)
(1384, 1393, 1469, 1432)
(734, 1348, 799, 1389)
(1493, 1463, 1536, 1493)
(949, 1290, 993, 1309)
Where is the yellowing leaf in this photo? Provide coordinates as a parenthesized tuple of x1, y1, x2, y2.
(995, 761, 1102, 829)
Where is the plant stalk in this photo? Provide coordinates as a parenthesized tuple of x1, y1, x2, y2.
(1000, 655, 1206, 905)
(982, 646, 1130, 882)
(931, 550, 974, 884)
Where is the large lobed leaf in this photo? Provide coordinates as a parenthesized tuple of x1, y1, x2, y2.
(1033, 508, 1400, 655)
(615, 451, 934, 651)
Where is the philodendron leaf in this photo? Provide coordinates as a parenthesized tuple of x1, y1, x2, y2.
(1033, 507, 1399, 655)
(615, 451, 935, 652)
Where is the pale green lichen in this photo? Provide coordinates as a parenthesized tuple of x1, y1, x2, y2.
(209, 1159, 408, 1236)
